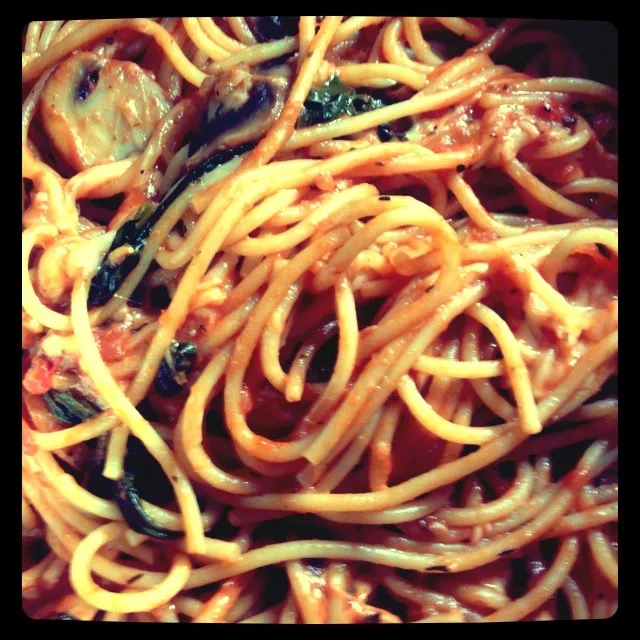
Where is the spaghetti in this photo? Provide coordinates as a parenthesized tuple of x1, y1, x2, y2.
(22, 17, 618, 622)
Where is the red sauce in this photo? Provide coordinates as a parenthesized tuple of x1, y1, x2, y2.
(22, 572, 74, 619)
(23, 355, 60, 395)
(389, 420, 446, 486)
(529, 156, 581, 184)
(581, 141, 618, 181)
(93, 324, 129, 362)
(425, 105, 483, 153)
(246, 383, 312, 438)
(468, 226, 499, 243)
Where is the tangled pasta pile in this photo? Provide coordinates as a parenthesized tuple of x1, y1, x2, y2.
(22, 17, 618, 622)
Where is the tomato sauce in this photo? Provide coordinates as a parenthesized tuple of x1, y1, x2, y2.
(93, 323, 129, 362)
(23, 355, 60, 395)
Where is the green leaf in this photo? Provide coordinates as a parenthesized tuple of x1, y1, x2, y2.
(88, 142, 256, 308)
(168, 341, 197, 375)
(87, 202, 157, 307)
(43, 390, 102, 426)
(110, 202, 157, 253)
(298, 74, 393, 127)
(154, 341, 198, 397)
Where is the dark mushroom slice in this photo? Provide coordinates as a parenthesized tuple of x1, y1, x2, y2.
(185, 70, 286, 167)
(189, 81, 272, 157)
(253, 16, 300, 42)
(123, 435, 175, 506)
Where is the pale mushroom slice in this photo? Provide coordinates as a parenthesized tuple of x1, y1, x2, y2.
(40, 52, 171, 172)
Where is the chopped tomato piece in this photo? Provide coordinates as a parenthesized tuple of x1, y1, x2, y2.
(23, 355, 60, 395)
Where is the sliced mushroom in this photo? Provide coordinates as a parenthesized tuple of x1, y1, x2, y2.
(185, 68, 286, 169)
(40, 53, 170, 172)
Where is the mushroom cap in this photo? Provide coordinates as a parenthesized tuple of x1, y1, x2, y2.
(41, 53, 170, 172)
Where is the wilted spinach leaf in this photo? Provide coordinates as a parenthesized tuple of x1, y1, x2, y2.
(43, 390, 103, 426)
(298, 75, 391, 127)
(154, 341, 197, 397)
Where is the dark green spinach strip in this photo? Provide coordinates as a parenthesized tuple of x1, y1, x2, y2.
(154, 341, 197, 397)
(298, 75, 392, 127)
(87, 142, 256, 307)
(114, 471, 183, 540)
(43, 390, 102, 426)
(87, 202, 156, 307)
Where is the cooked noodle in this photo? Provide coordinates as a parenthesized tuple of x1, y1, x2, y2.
(22, 17, 618, 622)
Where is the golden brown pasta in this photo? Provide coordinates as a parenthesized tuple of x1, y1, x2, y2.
(22, 16, 618, 623)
